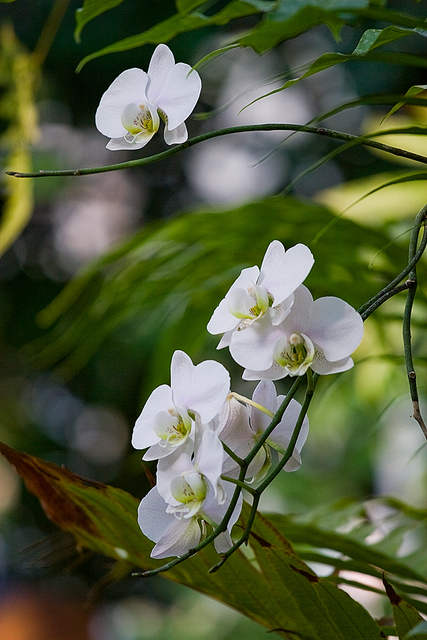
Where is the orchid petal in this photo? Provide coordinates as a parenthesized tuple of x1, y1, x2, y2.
(146, 44, 175, 102)
(308, 297, 363, 361)
(153, 516, 202, 559)
(229, 315, 284, 370)
(164, 121, 188, 145)
(259, 243, 314, 305)
(251, 380, 277, 435)
(195, 429, 224, 495)
(270, 398, 309, 471)
(281, 285, 313, 334)
(106, 136, 153, 150)
(227, 287, 257, 319)
(171, 351, 230, 423)
(207, 299, 239, 335)
(155, 62, 202, 131)
(132, 384, 173, 449)
(311, 352, 354, 375)
(243, 361, 287, 381)
(137, 487, 174, 543)
(95, 68, 148, 137)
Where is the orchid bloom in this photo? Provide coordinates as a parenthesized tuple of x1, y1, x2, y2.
(240, 285, 364, 380)
(207, 241, 314, 365)
(95, 44, 201, 150)
(138, 431, 240, 559)
(219, 380, 308, 480)
(131, 350, 230, 460)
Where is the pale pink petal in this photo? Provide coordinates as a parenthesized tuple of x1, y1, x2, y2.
(96, 68, 148, 137)
(146, 44, 175, 102)
(155, 63, 201, 130)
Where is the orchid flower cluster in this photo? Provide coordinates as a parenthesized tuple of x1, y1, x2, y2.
(132, 241, 364, 560)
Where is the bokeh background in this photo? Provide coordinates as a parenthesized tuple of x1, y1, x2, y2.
(0, 0, 426, 638)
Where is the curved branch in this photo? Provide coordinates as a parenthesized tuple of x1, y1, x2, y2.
(6, 124, 427, 179)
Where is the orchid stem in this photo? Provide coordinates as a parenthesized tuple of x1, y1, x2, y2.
(402, 204, 427, 439)
(6, 124, 427, 178)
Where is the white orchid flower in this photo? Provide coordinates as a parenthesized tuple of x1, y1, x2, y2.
(137, 431, 241, 560)
(156, 430, 226, 507)
(131, 350, 230, 460)
(207, 241, 314, 364)
(219, 380, 308, 480)
(240, 285, 364, 380)
(95, 44, 201, 150)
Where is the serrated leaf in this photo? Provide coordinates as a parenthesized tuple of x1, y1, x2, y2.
(247, 513, 385, 640)
(74, 0, 126, 42)
(383, 577, 425, 640)
(0, 441, 384, 638)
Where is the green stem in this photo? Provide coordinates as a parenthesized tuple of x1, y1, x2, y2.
(402, 204, 427, 439)
(6, 124, 427, 178)
(256, 372, 317, 494)
(358, 215, 427, 319)
(209, 493, 261, 573)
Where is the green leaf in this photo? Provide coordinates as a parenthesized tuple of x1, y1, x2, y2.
(243, 26, 417, 107)
(74, 0, 126, 42)
(0, 440, 384, 639)
(235, 0, 370, 54)
(76, 0, 272, 71)
(28, 196, 408, 380)
(382, 84, 427, 123)
(247, 510, 385, 640)
(265, 498, 427, 612)
(383, 577, 425, 640)
(176, 0, 207, 11)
